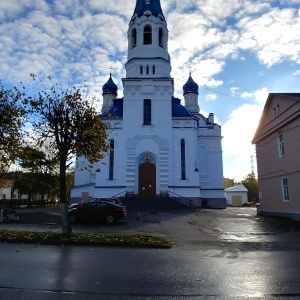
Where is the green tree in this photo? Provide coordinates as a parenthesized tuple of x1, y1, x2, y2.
(17, 146, 57, 207)
(0, 82, 26, 180)
(13, 171, 37, 205)
(241, 173, 259, 204)
(23, 75, 110, 235)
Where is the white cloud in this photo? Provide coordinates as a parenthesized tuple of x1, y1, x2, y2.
(205, 94, 217, 101)
(221, 87, 269, 179)
(241, 87, 269, 105)
(237, 7, 300, 67)
(222, 103, 263, 180)
(293, 70, 300, 75)
(230, 87, 239, 94)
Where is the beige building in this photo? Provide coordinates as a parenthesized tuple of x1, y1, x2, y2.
(252, 93, 300, 220)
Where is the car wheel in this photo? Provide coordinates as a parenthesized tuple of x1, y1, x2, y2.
(106, 215, 115, 224)
(69, 214, 77, 223)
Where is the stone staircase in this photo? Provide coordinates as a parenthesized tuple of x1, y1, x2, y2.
(121, 196, 192, 211)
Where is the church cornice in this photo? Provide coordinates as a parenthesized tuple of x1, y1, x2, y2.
(126, 56, 170, 65)
(129, 15, 167, 27)
(122, 77, 173, 82)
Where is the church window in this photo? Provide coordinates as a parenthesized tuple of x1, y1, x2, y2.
(152, 65, 155, 74)
(181, 139, 186, 180)
(131, 28, 137, 49)
(109, 139, 114, 180)
(143, 99, 151, 125)
(159, 28, 164, 47)
(146, 65, 149, 74)
(140, 65, 143, 75)
(144, 25, 152, 44)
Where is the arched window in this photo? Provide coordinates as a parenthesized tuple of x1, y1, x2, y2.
(152, 65, 156, 74)
(109, 139, 114, 180)
(146, 65, 149, 75)
(131, 28, 137, 49)
(159, 28, 164, 47)
(144, 25, 152, 45)
(140, 65, 143, 75)
(181, 139, 186, 180)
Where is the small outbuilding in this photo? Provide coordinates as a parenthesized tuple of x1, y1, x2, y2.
(225, 184, 248, 207)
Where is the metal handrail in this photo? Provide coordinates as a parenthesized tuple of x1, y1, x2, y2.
(160, 189, 193, 207)
(111, 190, 128, 198)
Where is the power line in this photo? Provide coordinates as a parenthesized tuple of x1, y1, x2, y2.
(0, 11, 283, 105)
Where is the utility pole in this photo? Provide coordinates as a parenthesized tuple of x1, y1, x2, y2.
(250, 155, 255, 175)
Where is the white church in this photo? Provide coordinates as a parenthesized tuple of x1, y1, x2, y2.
(71, 0, 226, 208)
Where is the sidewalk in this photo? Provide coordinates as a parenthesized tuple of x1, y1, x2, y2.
(1, 206, 300, 250)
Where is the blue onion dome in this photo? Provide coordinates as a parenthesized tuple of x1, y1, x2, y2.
(102, 74, 118, 96)
(132, 0, 165, 20)
(183, 73, 199, 95)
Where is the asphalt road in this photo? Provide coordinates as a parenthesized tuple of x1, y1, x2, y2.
(0, 243, 300, 299)
(1, 206, 300, 299)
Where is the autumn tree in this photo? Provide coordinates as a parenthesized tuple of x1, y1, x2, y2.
(0, 82, 26, 181)
(23, 75, 110, 235)
(241, 173, 259, 204)
(66, 169, 75, 202)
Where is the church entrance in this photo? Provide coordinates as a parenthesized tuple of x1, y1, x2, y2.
(138, 161, 156, 197)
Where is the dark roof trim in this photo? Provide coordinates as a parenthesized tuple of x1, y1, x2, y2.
(126, 57, 171, 65)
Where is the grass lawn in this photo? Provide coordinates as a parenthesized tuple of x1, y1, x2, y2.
(0, 230, 173, 248)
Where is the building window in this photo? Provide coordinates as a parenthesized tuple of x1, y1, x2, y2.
(2, 194, 6, 199)
(109, 139, 114, 180)
(143, 99, 151, 125)
(159, 28, 164, 47)
(152, 65, 155, 74)
(146, 65, 149, 74)
(140, 65, 143, 75)
(181, 139, 186, 180)
(273, 104, 280, 118)
(144, 25, 152, 45)
(282, 177, 289, 201)
(131, 28, 137, 49)
(278, 133, 285, 157)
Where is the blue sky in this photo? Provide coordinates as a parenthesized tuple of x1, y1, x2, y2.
(1, 0, 300, 181)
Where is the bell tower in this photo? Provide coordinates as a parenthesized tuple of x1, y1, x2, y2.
(125, 0, 171, 78)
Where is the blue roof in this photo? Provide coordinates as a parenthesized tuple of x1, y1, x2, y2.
(132, 0, 164, 20)
(102, 74, 118, 96)
(172, 97, 193, 117)
(102, 98, 123, 118)
(183, 74, 199, 95)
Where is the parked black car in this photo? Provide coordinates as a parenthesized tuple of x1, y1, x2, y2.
(92, 197, 122, 205)
(69, 197, 122, 210)
(68, 199, 127, 224)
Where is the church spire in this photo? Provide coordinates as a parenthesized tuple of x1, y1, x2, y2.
(132, 0, 165, 20)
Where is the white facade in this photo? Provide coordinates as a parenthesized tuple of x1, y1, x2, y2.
(0, 187, 25, 200)
(71, 0, 226, 208)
